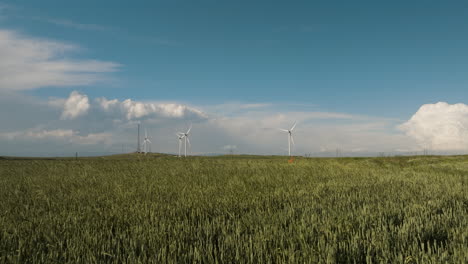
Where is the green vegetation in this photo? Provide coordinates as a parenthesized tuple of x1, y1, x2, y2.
(0, 155, 467, 263)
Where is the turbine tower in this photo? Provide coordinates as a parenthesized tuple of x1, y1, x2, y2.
(142, 129, 151, 154)
(279, 121, 297, 157)
(177, 124, 192, 157)
(177, 134, 184, 157)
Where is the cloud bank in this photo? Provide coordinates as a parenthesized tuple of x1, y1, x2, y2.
(399, 102, 468, 151)
(0, 90, 415, 156)
(95, 97, 207, 121)
(0, 29, 119, 91)
(6, 89, 468, 156)
(0, 128, 111, 145)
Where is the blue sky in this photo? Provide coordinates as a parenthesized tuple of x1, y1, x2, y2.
(1, 0, 468, 156)
(4, 0, 468, 115)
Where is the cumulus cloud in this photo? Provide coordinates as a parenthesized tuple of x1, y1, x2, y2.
(96, 97, 207, 120)
(0, 29, 120, 91)
(61, 91, 90, 120)
(50, 91, 207, 122)
(399, 102, 468, 151)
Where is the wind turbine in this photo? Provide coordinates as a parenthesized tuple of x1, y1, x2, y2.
(279, 121, 297, 157)
(142, 129, 151, 154)
(177, 124, 192, 157)
(176, 134, 184, 157)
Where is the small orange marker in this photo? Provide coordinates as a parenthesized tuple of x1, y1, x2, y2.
(288, 156, 295, 163)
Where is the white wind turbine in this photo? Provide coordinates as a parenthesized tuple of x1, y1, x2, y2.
(142, 129, 151, 154)
(176, 133, 184, 157)
(177, 124, 192, 157)
(279, 121, 297, 157)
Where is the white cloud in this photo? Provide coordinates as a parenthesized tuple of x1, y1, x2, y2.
(0, 29, 120, 91)
(61, 91, 90, 120)
(96, 97, 119, 111)
(399, 102, 468, 150)
(0, 128, 111, 145)
(27, 129, 74, 139)
(96, 97, 207, 120)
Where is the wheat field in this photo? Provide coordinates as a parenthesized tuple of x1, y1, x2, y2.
(0, 154, 467, 263)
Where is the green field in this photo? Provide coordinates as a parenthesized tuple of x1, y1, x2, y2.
(0, 155, 467, 263)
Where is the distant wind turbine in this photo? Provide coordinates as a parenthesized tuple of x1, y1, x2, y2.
(142, 129, 151, 154)
(177, 124, 192, 157)
(279, 121, 297, 157)
(176, 133, 184, 157)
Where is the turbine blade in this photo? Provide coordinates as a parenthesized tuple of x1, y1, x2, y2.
(278, 128, 289, 132)
(147, 139, 151, 144)
(290, 121, 297, 131)
(186, 137, 191, 147)
(186, 124, 192, 134)
(290, 135, 295, 145)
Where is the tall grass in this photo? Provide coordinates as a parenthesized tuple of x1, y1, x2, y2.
(0, 155, 467, 263)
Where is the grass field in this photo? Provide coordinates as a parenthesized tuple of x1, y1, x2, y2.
(0, 154, 467, 263)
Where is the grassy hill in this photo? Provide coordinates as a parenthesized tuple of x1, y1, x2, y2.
(0, 155, 466, 263)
